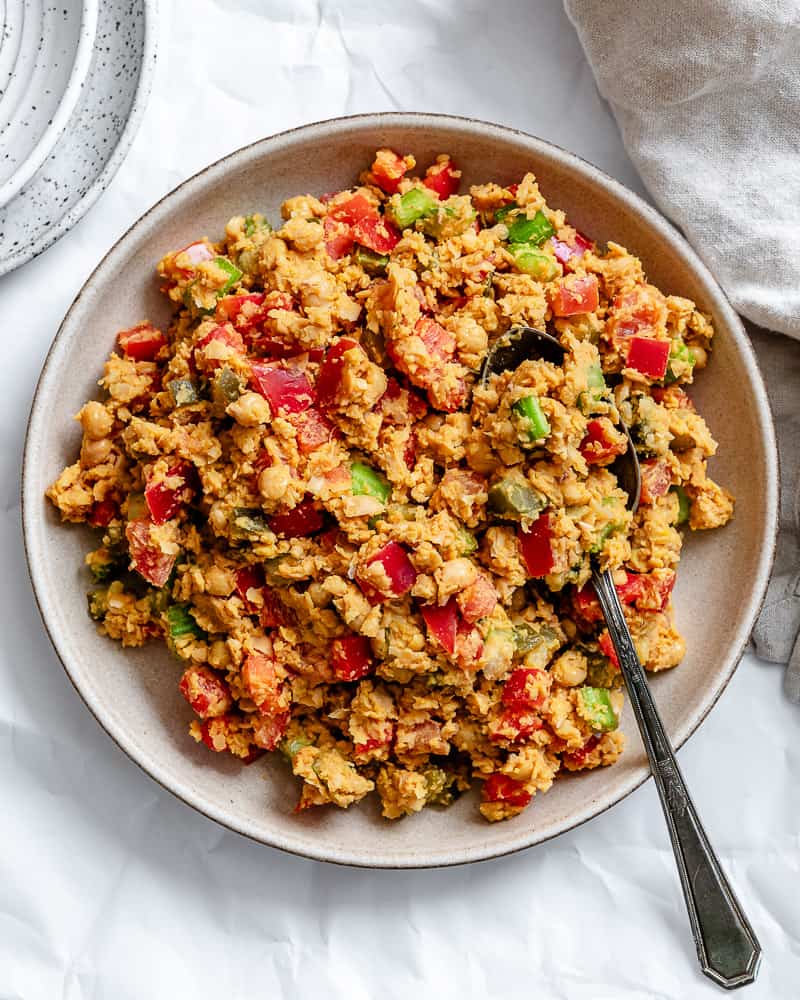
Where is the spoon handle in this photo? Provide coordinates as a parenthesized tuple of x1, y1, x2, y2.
(592, 569, 761, 989)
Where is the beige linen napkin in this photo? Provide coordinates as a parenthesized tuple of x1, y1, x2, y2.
(564, 0, 800, 697)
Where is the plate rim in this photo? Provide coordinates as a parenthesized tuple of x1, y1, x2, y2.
(0, 0, 158, 277)
(21, 111, 780, 868)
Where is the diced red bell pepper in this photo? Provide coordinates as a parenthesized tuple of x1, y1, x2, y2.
(88, 498, 118, 528)
(250, 362, 314, 414)
(562, 734, 602, 769)
(580, 419, 626, 465)
(423, 158, 460, 199)
(289, 407, 337, 454)
(617, 570, 676, 613)
(651, 385, 695, 410)
(268, 499, 324, 537)
(639, 459, 672, 504)
(252, 711, 290, 751)
(241, 651, 288, 716)
(195, 325, 246, 371)
(371, 149, 410, 194)
(357, 541, 418, 604)
(403, 432, 416, 470)
(196, 715, 237, 753)
(330, 634, 374, 681)
(598, 631, 620, 670)
(482, 773, 532, 809)
(490, 705, 544, 744)
(607, 285, 666, 344)
(454, 619, 483, 666)
(328, 194, 376, 225)
(234, 565, 265, 612)
(550, 230, 593, 270)
(421, 598, 458, 654)
(144, 462, 192, 525)
(117, 323, 167, 361)
(626, 337, 670, 380)
(126, 518, 176, 588)
(456, 573, 497, 624)
(352, 213, 400, 254)
(179, 665, 233, 719)
(354, 721, 394, 759)
(518, 512, 555, 577)
(323, 218, 355, 260)
(375, 377, 429, 425)
(215, 292, 266, 333)
(260, 587, 293, 629)
(549, 274, 599, 317)
(502, 668, 546, 710)
(416, 316, 456, 362)
(315, 337, 362, 409)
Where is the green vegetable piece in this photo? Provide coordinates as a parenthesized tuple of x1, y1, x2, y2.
(149, 584, 172, 616)
(280, 735, 312, 760)
(351, 462, 391, 504)
(494, 202, 518, 222)
(214, 257, 243, 296)
(506, 210, 554, 246)
(671, 485, 692, 525)
(355, 245, 390, 276)
(165, 603, 206, 640)
(387, 187, 438, 230)
(456, 525, 478, 556)
(512, 394, 551, 441)
(168, 379, 200, 407)
(488, 475, 546, 521)
(589, 521, 626, 554)
(584, 651, 620, 689)
(87, 588, 109, 622)
(87, 547, 123, 583)
(212, 365, 244, 408)
(243, 213, 271, 238)
(509, 244, 560, 281)
(578, 686, 618, 732)
(424, 767, 458, 807)
(230, 507, 270, 539)
(664, 340, 697, 385)
(126, 492, 147, 521)
(360, 327, 388, 366)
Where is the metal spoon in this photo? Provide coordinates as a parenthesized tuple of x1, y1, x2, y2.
(481, 326, 761, 990)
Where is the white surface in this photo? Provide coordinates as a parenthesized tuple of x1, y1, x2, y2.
(565, 0, 800, 340)
(0, 1, 795, 996)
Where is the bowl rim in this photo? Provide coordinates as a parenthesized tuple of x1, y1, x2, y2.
(21, 111, 780, 868)
(0, 0, 99, 209)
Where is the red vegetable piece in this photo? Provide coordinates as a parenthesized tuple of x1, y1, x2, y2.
(416, 316, 455, 362)
(260, 587, 293, 629)
(352, 213, 400, 254)
(651, 385, 695, 410)
(125, 519, 176, 588)
(490, 705, 543, 744)
(241, 652, 288, 716)
(456, 573, 497, 624)
(423, 158, 460, 199)
(639, 459, 672, 504)
(328, 194, 375, 225)
(454, 619, 484, 666)
(330, 634, 374, 681)
(315, 337, 363, 409)
(550, 230, 593, 270)
(371, 149, 409, 194)
(598, 631, 620, 670)
(421, 598, 459, 654)
(250, 362, 314, 414)
(252, 711, 290, 751)
(626, 337, 670, 380)
(117, 322, 166, 361)
(234, 565, 265, 612)
(88, 498, 118, 528)
(179, 665, 233, 720)
(197, 715, 237, 753)
(144, 462, 192, 525)
(290, 406, 337, 454)
(571, 584, 604, 625)
(502, 668, 546, 710)
(549, 274, 599, 317)
(268, 499, 324, 538)
(518, 512, 555, 578)
(356, 541, 418, 604)
(482, 773, 532, 809)
(579, 419, 626, 465)
(563, 734, 602, 769)
(323, 216, 355, 260)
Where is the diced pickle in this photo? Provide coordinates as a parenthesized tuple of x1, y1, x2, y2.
(584, 650, 621, 689)
(87, 588, 109, 622)
(355, 245, 389, 276)
(488, 475, 546, 521)
(457, 525, 478, 555)
(213, 366, 244, 408)
(230, 508, 270, 539)
(513, 623, 561, 668)
(168, 379, 200, 407)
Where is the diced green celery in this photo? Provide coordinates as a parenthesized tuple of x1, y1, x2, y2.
(456, 525, 478, 556)
(87, 588, 109, 622)
(243, 213, 271, 238)
(387, 187, 438, 230)
(664, 340, 697, 384)
(351, 462, 391, 504)
(577, 686, 618, 731)
(212, 366, 244, 407)
(165, 603, 206, 640)
(506, 210, 554, 246)
(280, 735, 312, 760)
(494, 202, 518, 222)
(488, 475, 546, 520)
(512, 394, 551, 441)
(230, 507, 270, 539)
(589, 521, 626, 554)
(509, 244, 560, 281)
(168, 379, 200, 407)
(671, 485, 691, 525)
(355, 245, 389, 276)
(214, 257, 243, 295)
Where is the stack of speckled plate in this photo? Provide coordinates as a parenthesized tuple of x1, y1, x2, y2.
(0, 0, 157, 276)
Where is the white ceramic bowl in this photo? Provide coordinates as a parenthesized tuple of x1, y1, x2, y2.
(0, 0, 98, 208)
(22, 114, 778, 868)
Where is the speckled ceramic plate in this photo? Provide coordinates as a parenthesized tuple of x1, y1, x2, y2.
(22, 114, 778, 868)
(0, 0, 98, 208)
(0, 0, 157, 275)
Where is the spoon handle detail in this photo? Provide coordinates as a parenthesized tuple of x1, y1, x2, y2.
(592, 569, 761, 990)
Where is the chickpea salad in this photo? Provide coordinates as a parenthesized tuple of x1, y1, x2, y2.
(47, 149, 733, 822)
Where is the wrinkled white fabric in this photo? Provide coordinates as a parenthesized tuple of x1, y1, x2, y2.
(565, 0, 800, 339)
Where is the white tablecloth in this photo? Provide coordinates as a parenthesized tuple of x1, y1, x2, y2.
(1, 2, 796, 997)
